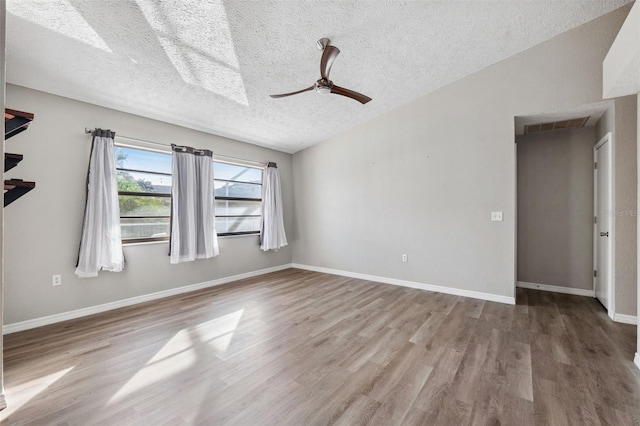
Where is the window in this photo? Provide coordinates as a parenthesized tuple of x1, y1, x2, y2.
(115, 145, 172, 243)
(115, 144, 263, 242)
(214, 161, 263, 236)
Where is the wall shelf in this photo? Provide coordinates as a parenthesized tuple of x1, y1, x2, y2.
(5, 109, 34, 140)
(4, 179, 35, 207)
(4, 153, 23, 172)
(4, 108, 35, 206)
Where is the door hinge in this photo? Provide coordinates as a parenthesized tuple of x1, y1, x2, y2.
(594, 270, 597, 278)
(594, 216, 597, 224)
(594, 162, 597, 170)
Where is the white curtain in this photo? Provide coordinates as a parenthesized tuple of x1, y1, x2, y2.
(170, 145, 219, 263)
(260, 162, 288, 251)
(75, 129, 124, 278)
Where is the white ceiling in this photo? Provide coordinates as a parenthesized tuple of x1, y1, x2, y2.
(5, 0, 632, 154)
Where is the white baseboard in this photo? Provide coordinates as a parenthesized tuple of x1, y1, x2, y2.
(3, 264, 293, 335)
(292, 263, 515, 305)
(516, 281, 595, 297)
(613, 313, 638, 325)
(635, 353, 640, 370)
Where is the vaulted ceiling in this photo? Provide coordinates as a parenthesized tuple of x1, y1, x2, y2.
(5, 0, 632, 153)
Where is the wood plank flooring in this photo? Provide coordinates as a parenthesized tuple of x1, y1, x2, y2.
(1, 268, 639, 425)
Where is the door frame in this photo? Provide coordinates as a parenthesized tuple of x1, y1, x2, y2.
(593, 132, 615, 320)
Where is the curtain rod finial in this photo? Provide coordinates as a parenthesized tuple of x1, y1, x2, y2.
(85, 127, 93, 134)
(268, 162, 277, 168)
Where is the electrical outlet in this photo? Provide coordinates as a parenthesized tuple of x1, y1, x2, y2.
(402, 254, 408, 262)
(491, 211, 503, 222)
(52, 274, 62, 286)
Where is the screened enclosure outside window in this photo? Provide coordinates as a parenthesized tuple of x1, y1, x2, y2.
(214, 161, 263, 236)
(115, 145, 172, 242)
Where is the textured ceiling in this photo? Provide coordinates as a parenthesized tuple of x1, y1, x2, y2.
(5, 0, 633, 153)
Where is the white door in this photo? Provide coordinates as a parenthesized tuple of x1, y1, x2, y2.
(594, 134, 612, 310)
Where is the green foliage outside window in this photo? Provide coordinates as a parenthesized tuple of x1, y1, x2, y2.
(117, 173, 170, 216)
(116, 151, 170, 217)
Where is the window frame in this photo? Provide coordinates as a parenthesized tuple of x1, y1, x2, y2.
(114, 143, 265, 244)
(213, 158, 264, 237)
(115, 143, 172, 244)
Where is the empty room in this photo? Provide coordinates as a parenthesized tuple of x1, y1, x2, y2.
(1, 0, 640, 425)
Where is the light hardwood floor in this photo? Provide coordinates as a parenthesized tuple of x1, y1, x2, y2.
(1, 268, 639, 425)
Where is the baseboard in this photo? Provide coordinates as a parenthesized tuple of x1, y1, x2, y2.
(292, 263, 515, 305)
(635, 353, 640, 370)
(3, 264, 293, 335)
(613, 313, 638, 325)
(516, 281, 595, 297)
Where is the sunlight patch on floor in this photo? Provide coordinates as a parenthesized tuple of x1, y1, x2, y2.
(1, 367, 74, 419)
(107, 309, 243, 405)
(108, 330, 197, 405)
(194, 309, 244, 354)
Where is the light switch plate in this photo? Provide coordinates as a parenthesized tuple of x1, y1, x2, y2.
(491, 211, 503, 222)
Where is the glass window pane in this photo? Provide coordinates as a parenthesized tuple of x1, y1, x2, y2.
(117, 171, 171, 194)
(119, 195, 171, 216)
(214, 181, 261, 199)
(121, 217, 170, 240)
(213, 162, 263, 184)
(115, 146, 171, 174)
(215, 200, 261, 216)
(216, 216, 261, 234)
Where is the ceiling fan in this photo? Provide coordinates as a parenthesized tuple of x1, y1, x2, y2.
(270, 38, 372, 105)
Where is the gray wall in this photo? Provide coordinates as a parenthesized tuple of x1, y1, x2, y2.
(612, 96, 637, 317)
(595, 97, 638, 316)
(516, 127, 595, 290)
(596, 104, 614, 140)
(292, 6, 633, 301)
(0, 0, 7, 408)
(4, 84, 293, 325)
(637, 95, 640, 360)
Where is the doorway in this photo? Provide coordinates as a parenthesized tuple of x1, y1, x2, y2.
(516, 126, 597, 296)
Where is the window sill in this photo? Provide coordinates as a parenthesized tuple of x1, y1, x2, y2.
(121, 233, 259, 247)
(122, 239, 168, 247)
(218, 233, 260, 239)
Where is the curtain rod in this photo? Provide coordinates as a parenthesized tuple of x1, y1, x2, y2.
(84, 127, 267, 167)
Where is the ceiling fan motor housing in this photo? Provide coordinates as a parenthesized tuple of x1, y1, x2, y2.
(315, 79, 332, 94)
(316, 38, 331, 50)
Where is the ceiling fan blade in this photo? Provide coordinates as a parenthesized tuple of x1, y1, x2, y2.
(320, 46, 340, 80)
(330, 85, 372, 104)
(270, 86, 315, 98)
